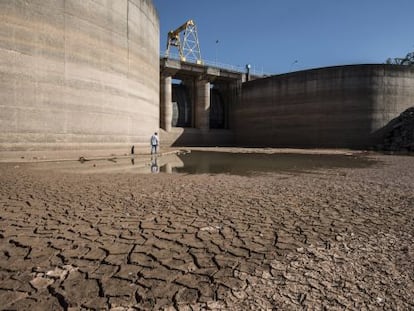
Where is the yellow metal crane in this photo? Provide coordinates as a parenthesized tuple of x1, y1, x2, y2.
(165, 20, 203, 64)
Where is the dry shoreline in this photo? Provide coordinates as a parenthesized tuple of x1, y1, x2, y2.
(0, 149, 413, 310)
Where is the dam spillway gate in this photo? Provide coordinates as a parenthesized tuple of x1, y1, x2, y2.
(160, 58, 243, 146)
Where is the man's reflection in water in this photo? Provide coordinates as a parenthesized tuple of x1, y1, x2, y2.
(150, 156, 159, 173)
(131, 157, 135, 165)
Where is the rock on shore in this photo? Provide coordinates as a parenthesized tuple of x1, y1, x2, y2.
(381, 107, 414, 151)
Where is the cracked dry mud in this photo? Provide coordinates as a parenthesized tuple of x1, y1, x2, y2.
(0, 153, 413, 310)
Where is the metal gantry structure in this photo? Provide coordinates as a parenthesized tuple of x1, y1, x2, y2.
(165, 20, 203, 64)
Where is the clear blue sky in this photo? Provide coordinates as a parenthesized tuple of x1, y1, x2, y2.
(152, 0, 414, 74)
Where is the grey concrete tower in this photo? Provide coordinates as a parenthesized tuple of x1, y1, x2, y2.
(0, 0, 160, 154)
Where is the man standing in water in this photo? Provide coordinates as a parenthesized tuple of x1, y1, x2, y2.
(150, 132, 159, 155)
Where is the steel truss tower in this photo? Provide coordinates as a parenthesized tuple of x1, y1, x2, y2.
(165, 20, 202, 64)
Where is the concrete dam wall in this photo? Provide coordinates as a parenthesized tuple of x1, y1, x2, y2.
(0, 0, 159, 154)
(235, 65, 414, 148)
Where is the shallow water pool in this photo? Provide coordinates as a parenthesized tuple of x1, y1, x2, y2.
(166, 151, 376, 176)
(29, 150, 377, 176)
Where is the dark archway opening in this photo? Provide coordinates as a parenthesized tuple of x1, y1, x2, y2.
(172, 80, 193, 127)
(210, 86, 227, 129)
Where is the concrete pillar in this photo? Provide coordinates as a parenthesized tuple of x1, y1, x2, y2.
(160, 74, 172, 132)
(195, 79, 210, 130)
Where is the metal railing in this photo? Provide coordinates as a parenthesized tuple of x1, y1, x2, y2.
(161, 52, 272, 77)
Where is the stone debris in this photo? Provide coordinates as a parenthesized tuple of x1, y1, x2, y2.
(381, 106, 414, 151)
(199, 226, 221, 232)
(29, 275, 54, 290)
(45, 265, 78, 280)
(46, 267, 67, 280)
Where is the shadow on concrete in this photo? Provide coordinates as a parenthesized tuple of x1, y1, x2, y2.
(160, 128, 235, 147)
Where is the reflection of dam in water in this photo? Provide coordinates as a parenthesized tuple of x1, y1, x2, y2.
(172, 83, 226, 129)
(173, 151, 377, 175)
(32, 153, 185, 174)
(30, 151, 376, 176)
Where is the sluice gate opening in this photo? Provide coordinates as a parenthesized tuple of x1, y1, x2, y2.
(172, 82, 193, 128)
(171, 81, 228, 129)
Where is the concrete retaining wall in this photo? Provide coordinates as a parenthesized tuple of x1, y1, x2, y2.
(0, 0, 159, 153)
(235, 65, 414, 148)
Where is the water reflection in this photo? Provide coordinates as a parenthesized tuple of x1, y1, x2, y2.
(172, 151, 376, 176)
(150, 156, 159, 173)
(31, 151, 377, 176)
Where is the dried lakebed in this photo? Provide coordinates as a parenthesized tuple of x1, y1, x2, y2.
(0, 151, 413, 310)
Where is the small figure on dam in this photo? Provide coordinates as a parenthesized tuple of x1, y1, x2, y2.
(150, 132, 159, 155)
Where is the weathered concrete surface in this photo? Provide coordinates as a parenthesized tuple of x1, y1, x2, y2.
(195, 79, 210, 131)
(160, 74, 173, 132)
(235, 65, 414, 148)
(0, 0, 159, 153)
